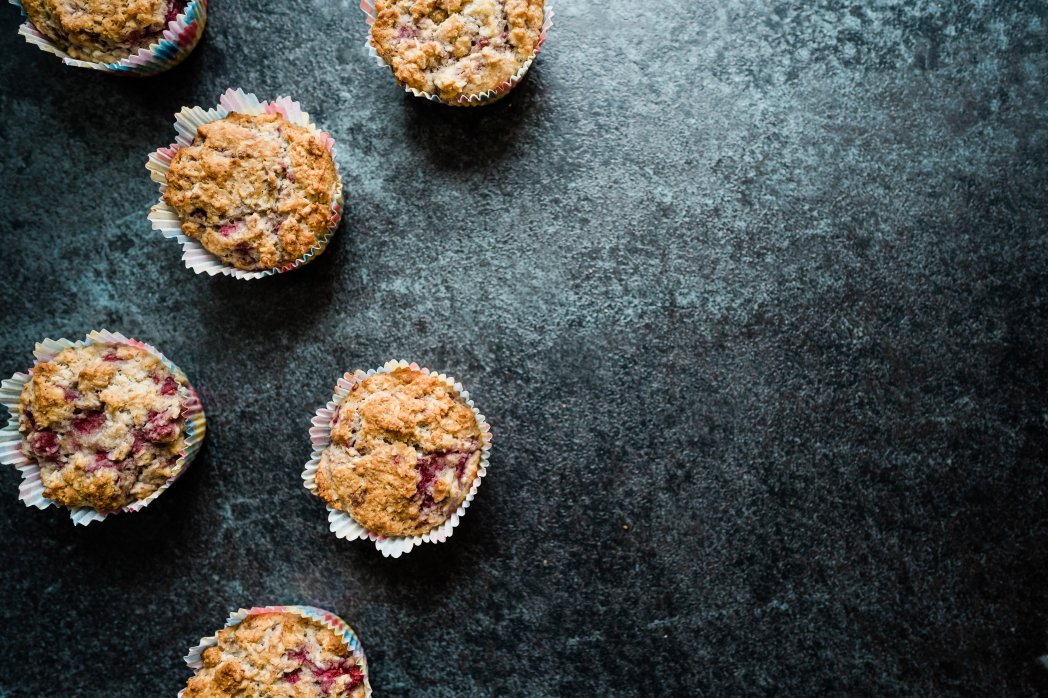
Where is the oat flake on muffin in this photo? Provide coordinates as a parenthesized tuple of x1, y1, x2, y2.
(183, 612, 366, 698)
(20, 0, 186, 62)
(314, 366, 482, 538)
(370, 0, 544, 102)
(18, 342, 186, 513)
(163, 112, 338, 272)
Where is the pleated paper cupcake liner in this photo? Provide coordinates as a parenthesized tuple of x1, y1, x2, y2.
(360, 0, 554, 106)
(179, 605, 372, 698)
(0, 330, 206, 525)
(10, 0, 207, 76)
(302, 359, 492, 558)
(146, 88, 344, 280)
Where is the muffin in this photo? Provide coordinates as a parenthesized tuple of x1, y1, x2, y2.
(163, 111, 339, 272)
(314, 365, 483, 538)
(369, 0, 545, 103)
(20, 0, 187, 62)
(183, 611, 367, 698)
(17, 342, 188, 513)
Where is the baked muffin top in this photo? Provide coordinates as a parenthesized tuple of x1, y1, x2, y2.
(164, 112, 339, 272)
(370, 0, 544, 102)
(21, 0, 183, 62)
(314, 367, 482, 537)
(18, 343, 186, 513)
(183, 612, 366, 698)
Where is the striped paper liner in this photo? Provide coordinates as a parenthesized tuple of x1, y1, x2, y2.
(0, 330, 206, 525)
(360, 0, 554, 106)
(10, 0, 207, 76)
(146, 88, 344, 280)
(180, 605, 371, 698)
(302, 360, 492, 558)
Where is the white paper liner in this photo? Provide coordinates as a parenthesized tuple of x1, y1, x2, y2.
(146, 88, 345, 280)
(302, 359, 492, 558)
(10, 0, 207, 76)
(360, 0, 554, 106)
(179, 605, 372, 698)
(0, 330, 206, 525)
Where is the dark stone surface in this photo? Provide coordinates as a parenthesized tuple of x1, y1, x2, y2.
(1, 1, 1047, 695)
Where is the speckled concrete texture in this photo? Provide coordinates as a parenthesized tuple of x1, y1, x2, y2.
(1, 1, 1047, 696)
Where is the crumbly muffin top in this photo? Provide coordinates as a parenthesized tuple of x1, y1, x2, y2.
(21, 0, 183, 62)
(370, 0, 544, 102)
(314, 367, 482, 537)
(183, 612, 366, 698)
(18, 343, 186, 513)
(164, 112, 339, 272)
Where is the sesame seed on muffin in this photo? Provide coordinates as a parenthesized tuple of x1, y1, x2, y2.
(183, 612, 367, 698)
(314, 366, 483, 538)
(370, 0, 545, 102)
(163, 112, 339, 272)
(20, 0, 186, 62)
(18, 342, 186, 513)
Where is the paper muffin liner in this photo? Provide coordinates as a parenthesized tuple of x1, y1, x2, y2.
(10, 0, 207, 76)
(360, 0, 554, 106)
(0, 329, 206, 525)
(146, 88, 344, 280)
(302, 359, 492, 558)
(179, 605, 372, 698)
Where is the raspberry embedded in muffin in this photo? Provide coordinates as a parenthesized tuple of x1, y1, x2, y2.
(314, 366, 482, 537)
(18, 342, 187, 513)
(370, 0, 545, 102)
(163, 112, 339, 272)
(183, 612, 367, 698)
(20, 0, 187, 62)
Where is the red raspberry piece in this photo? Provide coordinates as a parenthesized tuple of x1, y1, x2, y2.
(164, 1, 182, 23)
(94, 453, 119, 469)
(72, 412, 106, 434)
(142, 410, 176, 442)
(28, 431, 59, 458)
(314, 660, 363, 693)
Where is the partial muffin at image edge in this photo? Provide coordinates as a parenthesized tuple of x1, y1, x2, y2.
(163, 111, 340, 272)
(20, 0, 186, 61)
(16, 0, 206, 71)
(369, 0, 546, 103)
(182, 608, 369, 698)
(9, 337, 199, 515)
(312, 363, 486, 539)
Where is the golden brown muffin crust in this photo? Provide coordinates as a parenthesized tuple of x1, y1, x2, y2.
(164, 112, 338, 272)
(370, 0, 544, 101)
(183, 613, 366, 698)
(21, 0, 179, 62)
(18, 343, 186, 513)
(314, 367, 482, 537)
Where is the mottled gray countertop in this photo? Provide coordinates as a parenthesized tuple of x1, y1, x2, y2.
(1, 1, 1047, 696)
